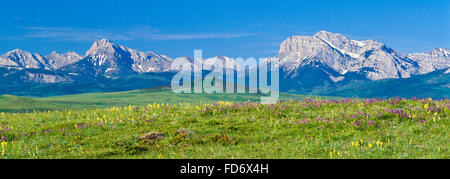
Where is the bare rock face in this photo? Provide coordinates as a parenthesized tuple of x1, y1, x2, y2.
(23, 72, 69, 83)
(314, 31, 385, 58)
(85, 39, 126, 58)
(86, 39, 174, 73)
(73, 39, 174, 77)
(275, 31, 424, 81)
(81, 39, 135, 77)
(138, 132, 166, 141)
(278, 35, 351, 73)
(407, 48, 450, 74)
(127, 48, 173, 73)
(0, 49, 52, 70)
(46, 51, 83, 69)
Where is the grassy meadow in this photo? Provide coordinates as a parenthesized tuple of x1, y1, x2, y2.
(0, 93, 448, 159)
(0, 87, 316, 113)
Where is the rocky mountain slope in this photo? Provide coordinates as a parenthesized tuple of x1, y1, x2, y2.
(0, 31, 448, 97)
(407, 48, 449, 74)
(61, 39, 174, 78)
(0, 49, 53, 70)
(258, 31, 449, 94)
(270, 31, 445, 81)
(46, 51, 83, 69)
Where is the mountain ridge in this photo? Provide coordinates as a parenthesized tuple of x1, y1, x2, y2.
(0, 31, 448, 98)
(1, 31, 447, 82)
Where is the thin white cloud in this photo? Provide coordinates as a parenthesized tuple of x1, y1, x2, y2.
(239, 42, 281, 48)
(9, 26, 255, 41)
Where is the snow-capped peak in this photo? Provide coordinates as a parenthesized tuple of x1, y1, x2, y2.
(1, 49, 52, 70)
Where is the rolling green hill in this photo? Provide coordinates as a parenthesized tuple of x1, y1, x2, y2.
(321, 69, 450, 98)
(0, 87, 328, 113)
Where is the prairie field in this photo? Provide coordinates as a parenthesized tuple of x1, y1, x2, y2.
(0, 96, 448, 159)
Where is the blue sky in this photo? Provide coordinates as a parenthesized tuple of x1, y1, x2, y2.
(1, 0, 449, 58)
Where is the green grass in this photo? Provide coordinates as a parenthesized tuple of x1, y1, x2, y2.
(0, 97, 448, 159)
(0, 87, 322, 113)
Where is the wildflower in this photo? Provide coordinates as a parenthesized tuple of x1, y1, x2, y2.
(329, 152, 333, 158)
(376, 141, 383, 147)
(368, 144, 373, 148)
(1, 141, 7, 156)
(424, 104, 429, 110)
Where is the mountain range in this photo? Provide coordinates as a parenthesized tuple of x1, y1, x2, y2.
(0, 31, 448, 98)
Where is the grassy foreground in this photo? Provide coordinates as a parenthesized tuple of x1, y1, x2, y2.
(0, 97, 448, 159)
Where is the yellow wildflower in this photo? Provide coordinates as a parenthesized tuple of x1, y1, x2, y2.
(376, 141, 383, 147)
(1, 141, 7, 156)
